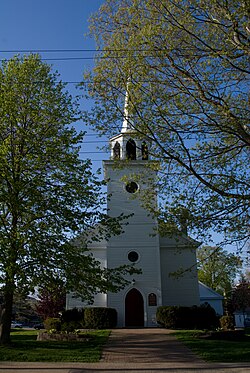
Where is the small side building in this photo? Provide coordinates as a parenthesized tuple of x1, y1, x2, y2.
(199, 282, 224, 315)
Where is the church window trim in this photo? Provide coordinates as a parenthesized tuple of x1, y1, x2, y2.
(125, 181, 139, 194)
(148, 293, 157, 306)
(127, 250, 140, 263)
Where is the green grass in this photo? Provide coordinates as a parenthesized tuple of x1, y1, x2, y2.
(175, 330, 250, 362)
(0, 329, 110, 362)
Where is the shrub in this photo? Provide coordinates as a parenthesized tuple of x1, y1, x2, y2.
(61, 321, 80, 332)
(61, 308, 85, 325)
(44, 317, 61, 331)
(156, 304, 219, 330)
(84, 307, 117, 329)
(220, 315, 235, 330)
(156, 306, 178, 329)
(60, 308, 85, 331)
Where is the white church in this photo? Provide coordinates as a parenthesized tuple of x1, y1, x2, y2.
(66, 101, 216, 327)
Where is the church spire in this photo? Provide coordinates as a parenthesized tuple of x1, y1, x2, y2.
(121, 80, 134, 133)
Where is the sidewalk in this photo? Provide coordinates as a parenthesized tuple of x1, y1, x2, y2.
(0, 328, 249, 372)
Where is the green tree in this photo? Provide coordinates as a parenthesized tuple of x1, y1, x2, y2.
(0, 55, 136, 345)
(83, 0, 250, 249)
(197, 246, 242, 294)
(9, 293, 39, 325)
(231, 277, 250, 317)
(35, 281, 66, 321)
(246, 269, 250, 281)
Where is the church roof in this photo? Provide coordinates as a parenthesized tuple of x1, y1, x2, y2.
(199, 282, 224, 300)
(159, 233, 201, 248)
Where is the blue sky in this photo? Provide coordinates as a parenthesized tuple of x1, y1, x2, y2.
(0, 1, 245, 259)
(0, 0, 107, 167)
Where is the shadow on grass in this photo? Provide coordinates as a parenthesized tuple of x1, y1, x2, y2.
(10, 333, 37, 342)
(175, 330, 250, 362)
(0, 330, 109, 362)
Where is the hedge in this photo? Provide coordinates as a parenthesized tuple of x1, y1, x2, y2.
(44, 317, 61, 331)
(156, 304, 219, 329)
(84, 307, 117, 329)
(60, 307, 117, 330)
(61, 308, 85, 331)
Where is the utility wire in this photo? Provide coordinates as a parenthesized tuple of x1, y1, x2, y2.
(0, 48, 223, 60)
(80, 150, 107, 154)
(0, 48, 176, 52)
(81, 140, 107, 143)
(0, 56, 127, 62)
(0, 49, 100, 53)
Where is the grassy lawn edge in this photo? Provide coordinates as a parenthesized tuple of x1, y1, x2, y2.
(174, 329, 250, 363)
(0, 329, 110, 362)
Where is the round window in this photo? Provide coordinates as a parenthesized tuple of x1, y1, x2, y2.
(128, 251, 139, 263)
(125, 181, 139, 194)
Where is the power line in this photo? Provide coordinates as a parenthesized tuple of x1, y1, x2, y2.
(0, 56, 127, 62)
(0, 78, 233, 85)
(83, 133, 105, 137)
(79, 151, 108, 154)
(81, 140, 107, 143)
(0, 48, 167, 53)
(0, 47, 228, 54)
(0, 49, 99, 53)
(0, 48, 219, 61)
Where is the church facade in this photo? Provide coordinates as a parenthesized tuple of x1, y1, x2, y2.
(67, 107, 200, 327)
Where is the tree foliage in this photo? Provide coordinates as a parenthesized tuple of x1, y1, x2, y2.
(197, 246, 242, 294)
(83, 0, 250, 249)
(10, 293, 39, 325)
(35, 282, 66, 320)
(231, 277, 250, 314)
(0, 55, 136, 344)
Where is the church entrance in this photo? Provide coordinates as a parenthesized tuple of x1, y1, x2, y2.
(125, 288, 144, 327)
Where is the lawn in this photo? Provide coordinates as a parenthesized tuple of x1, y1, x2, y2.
(0, 329, 110, 362)
(175, 330, 250, 362)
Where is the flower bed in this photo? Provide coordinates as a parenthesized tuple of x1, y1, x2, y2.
(37, 331, 92, 342)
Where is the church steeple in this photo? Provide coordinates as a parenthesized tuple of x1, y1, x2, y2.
(110, 85, 149, 161)
(103, 85, 162, 328)
(121, 87, 134, 133)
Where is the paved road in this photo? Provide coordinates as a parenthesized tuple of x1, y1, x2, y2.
(0, 328, 249, 372)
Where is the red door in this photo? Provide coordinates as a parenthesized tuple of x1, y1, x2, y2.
(125, 288, 144, 327)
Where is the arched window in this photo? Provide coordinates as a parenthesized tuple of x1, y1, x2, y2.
(142, 141, 148, 160)
(113, 141, 120, 159)
(148, 293, 157, 306)
(126, 139, 136, 160)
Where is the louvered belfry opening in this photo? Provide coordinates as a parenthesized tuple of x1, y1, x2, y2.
(142, 141, 148, 160)
(126, 138, 136, 160)
(113, 141, 121, 159)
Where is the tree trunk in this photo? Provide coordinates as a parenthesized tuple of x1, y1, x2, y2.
(0, 289, 14, 345)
